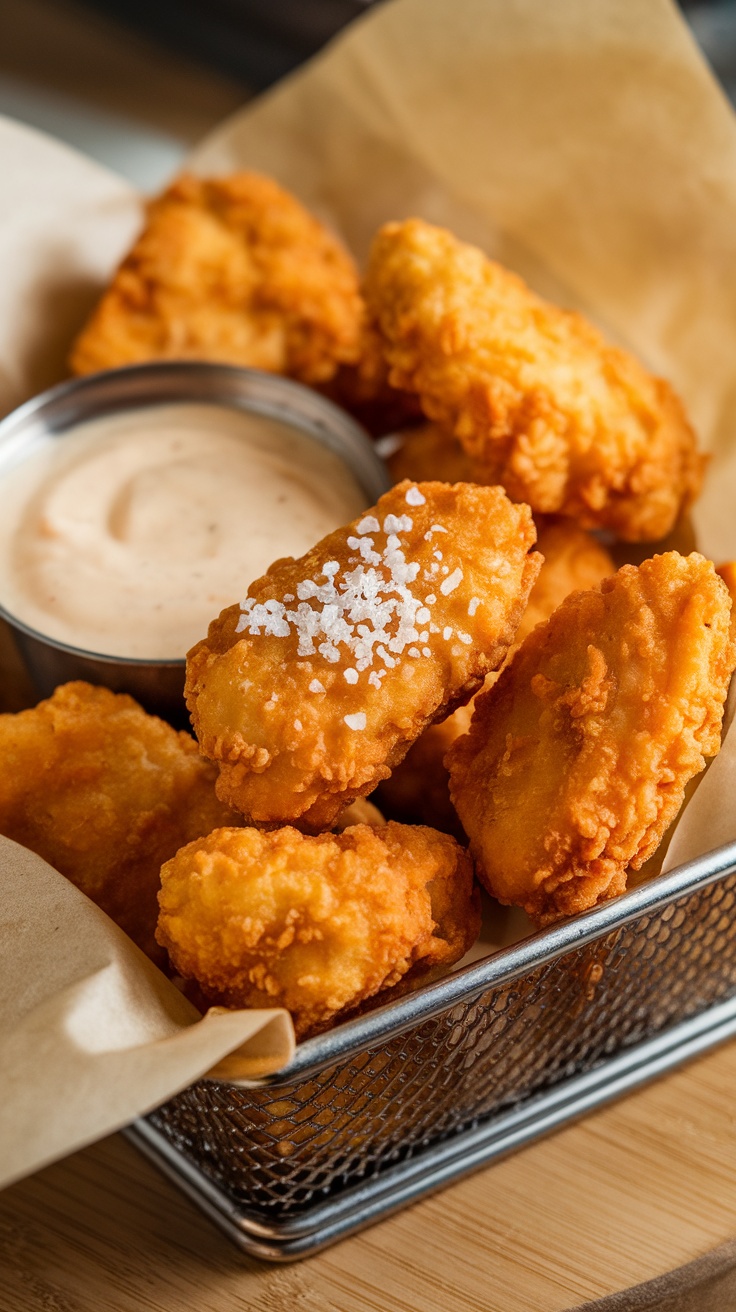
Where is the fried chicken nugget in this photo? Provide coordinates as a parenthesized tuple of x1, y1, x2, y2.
(447, 553, 735, 925)
(156, 822, 480, 1038)
(186, 480, 541, 830)
(332, 796, 386, 830)
(518, 521, 617, 640)
(69, 173, 363, 385)
(364, 220, 703, 541)
(321, 321, 423, 436)
(0, 681, 236, 962)
(379, 521, 615, 832)
(386, 421, 474, 485)
(717, 561, 736, 637)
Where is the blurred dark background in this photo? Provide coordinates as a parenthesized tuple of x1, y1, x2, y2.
(77, 0, 736, 95)
(0, 0, 734, 189)
(82, 0, 377, 91)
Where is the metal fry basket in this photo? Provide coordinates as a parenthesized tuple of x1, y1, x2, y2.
(128, 841, 736, 1260)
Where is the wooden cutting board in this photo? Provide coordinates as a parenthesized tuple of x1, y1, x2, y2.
(1, 1039, 736, 1311)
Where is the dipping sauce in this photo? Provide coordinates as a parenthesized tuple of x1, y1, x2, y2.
(0, 402, 367, 659)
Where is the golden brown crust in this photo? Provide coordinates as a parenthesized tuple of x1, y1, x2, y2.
(515, 521, 617, 640)
(386, 421, 474, 485)
(447, 553, 736, 925)
(0, 681, 236, 962)
(376, 710, 471, 838)
(332, 796, 386, 830)
(156, 822, 480, 1037)
(717, 561, 736, 638)
(379, 521, 615, 832)
(364, 219, 704, 541)
(320, 320, 423, 436)
(69, 173, 363, 385)
(185, 480, 541, 829)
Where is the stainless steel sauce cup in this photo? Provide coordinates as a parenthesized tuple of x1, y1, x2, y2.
(0, 362, 389, 724)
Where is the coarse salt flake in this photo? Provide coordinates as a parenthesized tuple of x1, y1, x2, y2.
(368, 671, 382, 689)
(468, 597, 480, 616)
(443, 626, 453, 640)
(357, 516, 380, 534)
(441, 568, 463, 595)
(384, 513, 413, 534)
(238, 508, 430, 674)
(405, 486, 426, 506)
(344, 712, 366, 731)
(309, 679, 325, 694)
(344, 668, 358, 684)
(458, 631, 473, 645)
(294, 719, 303, 731)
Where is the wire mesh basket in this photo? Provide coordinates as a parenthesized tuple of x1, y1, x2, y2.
(129, 841, 736, 1259)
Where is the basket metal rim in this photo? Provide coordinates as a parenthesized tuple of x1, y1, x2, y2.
(223, 839, 736, 1088)
(132, 989, 736, 1258)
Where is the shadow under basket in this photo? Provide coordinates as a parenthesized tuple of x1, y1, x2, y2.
(127, 841, 736, 1260)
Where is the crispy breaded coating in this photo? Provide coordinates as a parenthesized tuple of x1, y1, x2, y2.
(376, 708, 472, 838)
(0, 681, 236, 962)
(717, 561, 736, 637)
(518, 521, 617, 640)
(364, 219, 704, 541)
(69, 173, 363, 384)
(387, 421, 474, 485)
(447, 553, 735, 925)
(186, 480, 541, 830)
(332, 796, 386, 830)
(156, 822, 480, 1038)
(379, 521, 615, 832)
(321, 321, 423, 436)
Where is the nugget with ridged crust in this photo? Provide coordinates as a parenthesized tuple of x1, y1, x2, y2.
(0, 681, 236, 962)
(156, 822, 480, 1038)
(186, 480, 541, 830)
(70, 173, 363, 384)
(717, 561, 736, 637)
(447, 553, 735, 925)
(379, 520, 615, 832)
(365, 219, 703, 541)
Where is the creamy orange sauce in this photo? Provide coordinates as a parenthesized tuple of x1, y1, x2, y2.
(0, 402, 367, 659)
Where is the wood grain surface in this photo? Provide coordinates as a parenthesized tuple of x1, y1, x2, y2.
(2, 1039, 736, 1312)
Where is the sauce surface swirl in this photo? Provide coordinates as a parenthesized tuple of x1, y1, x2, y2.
(0, 402, 367, 659)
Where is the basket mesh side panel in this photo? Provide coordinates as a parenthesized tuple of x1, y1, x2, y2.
(149, 874, 736, 1216)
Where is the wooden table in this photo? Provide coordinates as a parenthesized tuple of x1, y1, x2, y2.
(2, 1039, 736, 1311)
